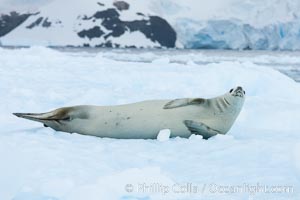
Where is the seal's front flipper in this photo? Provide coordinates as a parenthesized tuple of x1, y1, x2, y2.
(164, 98, 206, 109)
(183, 120, 220, 139)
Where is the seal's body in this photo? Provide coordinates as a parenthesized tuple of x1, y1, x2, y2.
(14, 87, 245, 139)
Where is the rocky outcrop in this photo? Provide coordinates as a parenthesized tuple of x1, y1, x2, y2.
(113, 1, 130, 11)
(78, 7, 177, 48)
(0, 11, 32, 37)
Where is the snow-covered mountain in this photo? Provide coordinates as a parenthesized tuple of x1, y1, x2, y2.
(1, 0, 300, 49)
(0, 0, 177, 48)
(0, 11, 32, 37)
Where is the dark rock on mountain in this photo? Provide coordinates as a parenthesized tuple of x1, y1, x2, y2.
(78, 26, 105, 39)
(26, 17, 43, 29)
(42, 18, 51, 28)
(136, 12, 145, 16)
(127, 16, 176, 48)
(78, 8, 176, 47)
(0, 11, 32, 37)
(113, 1, 130, 11)
(27, 17, 52, 29)
(97, 2, 105, 6)
(93, 8, 119, 20)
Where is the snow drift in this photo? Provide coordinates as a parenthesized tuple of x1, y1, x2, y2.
(0, 47, 299, 199)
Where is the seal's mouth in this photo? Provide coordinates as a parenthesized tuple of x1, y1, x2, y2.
(230, 86, 245, 98)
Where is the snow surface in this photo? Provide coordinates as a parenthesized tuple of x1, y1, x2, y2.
(0, 47, 300, 199)
(157, 129, 171, 142)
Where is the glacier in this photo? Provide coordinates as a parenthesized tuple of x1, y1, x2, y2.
(176, 19, 300, 50)
(0, 47, 299, 199)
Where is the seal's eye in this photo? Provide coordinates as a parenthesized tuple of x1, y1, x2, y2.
(243, 91, 245, 95)
(229, 89, 233, 93)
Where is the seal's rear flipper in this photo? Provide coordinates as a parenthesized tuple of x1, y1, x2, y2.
(13, 112, 50, 123)
(164, 98, 206, 109)
(183, 120, 220, 139)
(13, 109, 71, 123)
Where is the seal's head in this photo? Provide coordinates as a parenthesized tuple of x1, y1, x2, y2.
(224, 86, 245, 111)
(229, 86, 245, 98)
